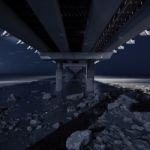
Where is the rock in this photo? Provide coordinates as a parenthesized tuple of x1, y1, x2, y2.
(117, 128, 136, 150)
(118, 95, 136, 108)
(107, 101, 120, 110)
(93, 143, 105, 150)
(36, 125, 42, 130)
(100, 144, 106, 150)
(108, 95, 135, 111)
(67, 106, 76, 113)
(142, 112, 150, 121)
(8, 126, 14, 130)
(66, 93, 84, 101)
(52, 122, 60, 129)
(144, 122, 150, 132)
(114, 140, 122, 145)
(7, 94, 17, 102)
(131, 125, 144, 131)
(31, 90, 38, 93)
(66, 117, 72, 120)
(77, 102, 86, 109)
(30, 120, 37, 126)
(133, 139, 150, 149)
(133, 112, 143, 122)
(42, 92, 51, 100)
(27, 126, 32, 132)
(73, 112, 79, 118)
(96, 136, 103, 144)
(123, 117, 133, 123)
(66, 130, 91, 150)
(1, 121, 6, 125)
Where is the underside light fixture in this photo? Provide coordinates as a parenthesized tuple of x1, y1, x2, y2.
(52, 60, 56, 64)
(34, 50, 40, 55)
(139, 30, 150, 36)
(94, 60, 100, 64)
(126, 39, 135, 44)
(118, 45, 124, 50)
(113, 49, 117, 53)
(17, 40, 24, 44)
(27, 45, 33, 50)
(145, 30, 150, 36)
(40, 55, 52, 60)
(1, 30, 9, 37)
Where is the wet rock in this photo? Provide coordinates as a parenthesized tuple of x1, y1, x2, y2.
(67, 106, 76, 113)
(66, 130, 91, 150)
(77, 102, 86, 109)
(66, 93, 84, 101)
(93, 143, 102, 150)
(27, 126, 32, 132)
(133, 139, 150, 149)
(30, 120, 38, 126)
(95, 136, 103, 144)
(87, 100, 98, 108)
(8, 126, 14, 130)
(31, 90, 38, 94)
(66, 117, 72, 120)
(144, 122, 150, 132)
(42, 92, 51, 100)
(36, 125, 42, 130)
(114, 140, 122, 145)
(142, 112, 150, 121)
(52, 122, 60, 129)
(107, 101, 120, 110)
(131, 125, 144, 131)
(73, 112, 79, 118)
(117, 128, 136, 150)
(7, 94, 18, 102)
(123, 117, 133, 123)
(133, 112, 143, 122)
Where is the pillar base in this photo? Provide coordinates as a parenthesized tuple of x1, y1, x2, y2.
(86, 60, 94, 96)
(56, 62, 63, 94)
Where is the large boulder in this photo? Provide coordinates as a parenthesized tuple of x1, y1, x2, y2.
(66, 93, 84, 101)
(66, 130, 91, 150)
(42, 92, 51, 100)
(144, 122, 150, 132)
(7, 93, 19, 102)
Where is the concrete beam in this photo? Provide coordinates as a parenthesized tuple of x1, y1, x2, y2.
(40, 52, 113, 60)
(63, 63, 87, 68)
(27, 0, 69, 51)
(102, 1, 150, 52)
(82, 0, 122, 51)
(0, 1, 50, 52)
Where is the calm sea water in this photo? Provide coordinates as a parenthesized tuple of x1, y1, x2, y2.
(0, 75, 54, 87)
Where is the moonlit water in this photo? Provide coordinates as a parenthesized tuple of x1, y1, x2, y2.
(95, 76, 150, 92)
(0, 75, 55, 87)
(1, 75, 150, 89)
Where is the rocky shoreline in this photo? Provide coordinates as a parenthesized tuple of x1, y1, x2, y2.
(0, 78, 150, 150)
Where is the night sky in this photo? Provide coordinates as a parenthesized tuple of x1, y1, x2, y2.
(0, 28, 150, 77)
(96, 35, 150, 77)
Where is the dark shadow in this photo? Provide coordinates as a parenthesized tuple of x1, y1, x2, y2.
(130, 101, 150, 112)
(26, 82, 121, 150)
(26, 112, 91, 150)
(26, 82, 150, 150)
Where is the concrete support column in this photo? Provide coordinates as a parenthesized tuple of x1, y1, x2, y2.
(86, 60, 94, 95)
(56, 62, 63, 94)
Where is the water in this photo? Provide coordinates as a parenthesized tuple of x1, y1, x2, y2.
(0, 75, 54, 87)
(95, 76, 150, 92)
